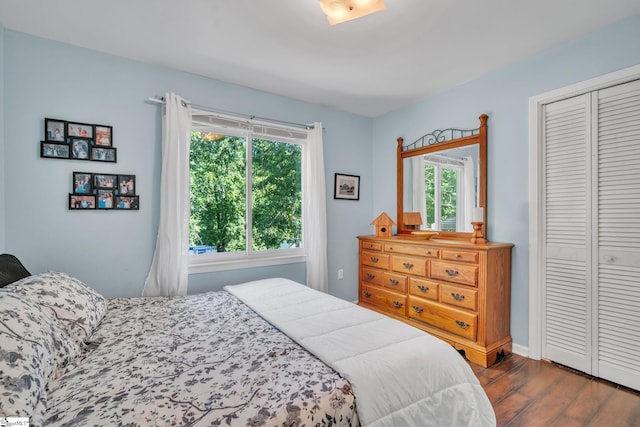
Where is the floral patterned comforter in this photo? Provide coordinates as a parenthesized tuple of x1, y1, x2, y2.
(44, 291, 359, 426)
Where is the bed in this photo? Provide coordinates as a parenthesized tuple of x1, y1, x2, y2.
(0, 256, 496, 427)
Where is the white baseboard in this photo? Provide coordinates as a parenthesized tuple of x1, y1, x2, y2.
(512, 343, 529, 358)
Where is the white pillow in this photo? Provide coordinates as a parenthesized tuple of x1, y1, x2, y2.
(0, 291, 79, 424)
(5, 271, 107, 346)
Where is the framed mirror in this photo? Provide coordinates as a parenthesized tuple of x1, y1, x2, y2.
(396, 114, 487, 239)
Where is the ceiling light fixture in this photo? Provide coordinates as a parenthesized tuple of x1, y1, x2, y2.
(201, 132, 224, 141)
(319, 0, 386, 25)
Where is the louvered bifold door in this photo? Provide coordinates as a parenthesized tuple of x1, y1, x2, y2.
(594, 79, 640, 390)
(542, 94, 592, 372)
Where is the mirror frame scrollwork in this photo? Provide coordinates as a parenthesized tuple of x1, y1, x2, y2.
(397, 114, 488, 239)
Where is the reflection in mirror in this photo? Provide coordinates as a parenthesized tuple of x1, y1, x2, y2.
(403, 145, 479, 232)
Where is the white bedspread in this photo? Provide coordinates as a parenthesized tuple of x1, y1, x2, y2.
(225, 278, 496, 427)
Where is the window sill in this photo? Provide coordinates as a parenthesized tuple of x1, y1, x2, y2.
(188, 252, 306, 274)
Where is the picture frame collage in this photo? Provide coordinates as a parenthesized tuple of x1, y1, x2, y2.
(42, 118, 116, 162)
(69, 172, 139, 210)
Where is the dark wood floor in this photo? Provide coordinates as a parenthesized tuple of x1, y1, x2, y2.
(470, 353, 640, 427)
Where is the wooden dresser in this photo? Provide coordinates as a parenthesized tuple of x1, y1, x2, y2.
(357, 235, 513, 367)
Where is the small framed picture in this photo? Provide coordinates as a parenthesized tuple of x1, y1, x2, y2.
(67, 122, 93, 139)
(118, 175, 135, 195)
(41, 141, 70, 159)
(94, 174, 117, 189)
(69, 194, 96, 210)
(334, 173, 360, 201)
(90, 147, 117, 162)
(115, 196, 139, 210)
(72, 172, 93, 194)
(70, 138, 90, 160)
(94, 125, 112, 147)
(45, 118, 66, 142)
(97, 190, 115, 209)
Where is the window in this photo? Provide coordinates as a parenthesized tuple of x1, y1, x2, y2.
(423, 155, 463, 231)
(188, 114, 307, 272)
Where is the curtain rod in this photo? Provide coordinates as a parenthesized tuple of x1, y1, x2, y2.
(147, 96, 315, 130)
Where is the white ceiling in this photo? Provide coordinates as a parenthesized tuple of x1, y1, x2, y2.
(1, 0, 640, 117)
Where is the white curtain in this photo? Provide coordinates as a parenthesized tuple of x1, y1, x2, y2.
(459, 156, 475, 232)
(411, 156, 427, 229)
(303, 122, 328, 292)
(142, 93, 193, 296)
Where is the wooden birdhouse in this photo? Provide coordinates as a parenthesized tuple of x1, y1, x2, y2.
(371, 212, 396, 238)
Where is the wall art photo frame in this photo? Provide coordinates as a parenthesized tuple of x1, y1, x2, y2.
(94, 125, 113, 147)
(73, 172, 93, 194)
(97, 190, 115, 209)
(68, 171, 139, 211)
(90, 147, 117, 162)
(118, 175, 135, 195)
(69, 194, 96, 210)
(115, 196, 139, 210)
(44, 118, 66, 142)
(41, 141, 70, 159)
(334, 173, 360, 201)
(94, 174, 117, 189)
(41, 117, 116, 162)
(70, 138, 90, 160)
(67, 121, 93, 139)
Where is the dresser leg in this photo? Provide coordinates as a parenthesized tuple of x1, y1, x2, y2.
(453, 341, 512, 368)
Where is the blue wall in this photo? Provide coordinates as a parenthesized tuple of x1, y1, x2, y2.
(372, 13, 640, 350)
(3, 13, 640, 351)
(1, 30, 373, 301)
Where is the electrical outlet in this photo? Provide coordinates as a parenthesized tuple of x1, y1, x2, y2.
(338, 269, 344, 280)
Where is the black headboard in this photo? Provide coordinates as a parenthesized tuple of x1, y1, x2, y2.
(0, 254, 31, 287)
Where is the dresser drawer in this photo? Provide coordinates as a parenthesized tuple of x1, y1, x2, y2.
(362, 267, 385, 286)
(361, 241, 383, 251)
(361, 285, 407, 316)
(408, 298, 477, 341)
(430, 261, 478, 287)
(440, 283, 477, 311)
(391, 255, 427, 276)
(385, 243, 439, 258)
(361, 250, 390, 269)
(441, 250, 479, 264)
(383, 271, 408, 292)
(409, 278, 439, 301)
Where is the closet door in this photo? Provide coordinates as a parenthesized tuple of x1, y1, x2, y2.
(594, 79, 640, 390)
(541, 94, 592, 372)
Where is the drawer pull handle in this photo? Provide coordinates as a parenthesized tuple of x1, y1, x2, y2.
(417, 285, 429, 292)
(451, 293, 465, 301)
(393, 301, 403, 308)
(455, 320, 469, 329)
(403, 262, 414, 270)
(454, 254, 460, 258)
(367, 273, 375, 280)
(363, 291, 372, 298)
(445, 269, 459, 277)
(412, 305, 423, 313)
(389, 279, 399, 286)
(425, 251, 431, 255)
(370, 257, 379, 263)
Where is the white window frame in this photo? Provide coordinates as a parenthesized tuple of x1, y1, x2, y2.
(424, 158, 463, 231)
(188, 114, 308, 273)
